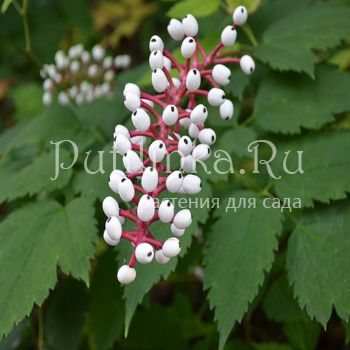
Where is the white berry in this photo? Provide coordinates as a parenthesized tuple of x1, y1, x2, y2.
(173, 209, 192, 229)
(192, 144, 211, 161)
(183, 174, 202, 194)
(167, 19, 185, 41)
(119, 177, 135, 202)
(131, 108, 151, 132)
(148, 140, 167, 163)
(198, 128, 216, 145)
(166, 170, 184, 193)
(221, 26, 237, 47)
(186, 69, 201, 91)
(162, 237, 181, 258)
(240, 55, 255, 75)
(162, 105, 178, 126)
(102, 196, 119, 217)
(149, 50, 164, 70)
(152, 69, 168, 93)
(141, 167, 158, 192)
(181, 37, 196, 59)
(105, 216, 122, 240)
(182, 14, 198, 37)
(117, 265, 136, 284)
(149, 35, 164, 52)
(219, 99, 234, 120)
(190, 104, 208, 125)
(171, 223, 185, 237)
(158, 199, 174, 223)
(135, 242, 154, 264)
(233, 6, 248, 26)
(212, 64, 231, 86)
(155, 249, 170, 264)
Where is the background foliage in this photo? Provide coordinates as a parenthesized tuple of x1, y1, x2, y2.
(1, 0, 350, 349)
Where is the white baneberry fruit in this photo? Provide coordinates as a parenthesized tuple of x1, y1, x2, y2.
(123, 83, 140, 97)
(131, 135, 147, 146)
(172, 77, 181, 89)
(87, 64, 98, 78)
(58, 92, 69, 105)
(212, 64, 231, 86)
(219, 99, 234, 120)
(103, 56, 113, 69)
(137, 195, 155, 222)
(149, 35, 164, 52)
(70, 60, 80, 73)
(162, 237, 181, 258)
(188, 123, 200, 138)
(181, 37, 196, 59)
(43, 91, 52, 106)
(43, 79, 53, 91)
(233, 6, 248, 26)
(119, 177, 135, 202)
(148, 140, 167, 163)
(162, 105, 178, 126)
(149, 50, 164, 70)
(166, 170, 184, 193)
(114, 124, 130, 138)
(183, 174, 202, 194)
(105, 216, 122, 240)
(190, 104, 208, 125)
(123, 150, 143, 173)
(178, 136, 193, 156)
(152, 69, 168, 93)
(114, 134, 132, 154)
(131, 108, 151, 131)
(124, 93, 141, 111)
(102, 196, 119, 217)
(171, 223, 185, 237)
(141, 167, 158, 192)
(109, 170, 126, 193)
(103, 230, 120, 246)
(155, 249, 170, 264)
(117, 265, 136, 284)
(221, 26, 237, 47)
(208, 88, 225, 106)
(92, 45, 105, 61)
(179, 117, 191, 128)
(240, 55, 255, 75)
(104, 70, 114, 82)
(181, 154, 196, 173)
(192, 144, 211, 161)
(198, 128, 216, 145)
(186, 69, 201, 91)
(182, 14, 198, 37)
(158, 199, 174, 223)
(164, 56, 172, 71)
(173, 209, 192, 229)
(167, 19, 185, 41)
(141, 98, 154, 108)
(135, 243, 154, 264)
(81, 51, 90, 63)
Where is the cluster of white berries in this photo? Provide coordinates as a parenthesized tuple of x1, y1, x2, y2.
(102, 6, 255, 284)
(40, 44, 131, 106)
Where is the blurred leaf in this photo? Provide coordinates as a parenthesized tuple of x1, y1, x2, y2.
(87, 250, 124, 350)
(1, 0, 13, 13)
(253, 344, 293, 350)
(0, 149, 72, 203)
(257, 3, 350, 76)
(167, 0, 220, 18)
(44, 279, 88, 350)
(329, 47, 350, 69)
(204, 191, 283, 350)
(263, 275, 307, 323)
(226, 0, 261, 14)
(287, 200, 350, 326)
(255, 65, 350, 134)
(9, 83, 43, 121)
(274, 131, 350, 207)
(283, 320, 320, 350)
(93, 0, 156, 47)
(0, 320, 28, 350)
(0, 198, 97, 338)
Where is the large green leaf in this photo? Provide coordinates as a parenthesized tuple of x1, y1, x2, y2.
(0, 149, 72, 203)
(87, 250, 124, 350)
(254, 65, 350, 134)
(274, 131, 350, 207)
(257, 3, 350, 76)
(287, 201, 350, 326)
(167, 0, 220, 18)
(204, 191, 283, 349)
(0, 198, 97, 338)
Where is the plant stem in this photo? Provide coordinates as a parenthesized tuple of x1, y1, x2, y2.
(38, 307, 44, 350)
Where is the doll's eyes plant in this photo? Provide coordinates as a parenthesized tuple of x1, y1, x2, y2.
(40, 44, 130, 106)
(102, 5, 255, 284)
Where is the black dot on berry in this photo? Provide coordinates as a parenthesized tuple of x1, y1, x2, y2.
(250, 67, 253, 72)
(147, 195, 151, 200)
(167, 201, 171, 207)
(159, 143, 164, 148)
(178, 243, 181, 248)
(211, 135, 215, 142)
(107, 217, 111, 222)
(178, 173, 182, 178)
(109, 176, 111, 182)
(147, 252, 152, 257)
(153, 69, 157, 73)
(123, 153, 127, 157)
(225, 116, 229, 120)
(154, 51, 157, 55)
(184, 138, 188, 144)
(193, 69, 197, 75)
(228, 75, 231, 80)
(241, 8, 244, 13)
(203, 107, 206, 113)
(207, 147, 211, 154)
(121, 178, 126, 183)
(171, 106, 175, 112)
(199, 182, 202, 188)
(189, 39, 194, 43)
(133, 110, 137, 116)
(151, 38, 156, 42)
(150, 167, 153, 171)
(231, 26, 235, 30)
(222, 94, 225, 99)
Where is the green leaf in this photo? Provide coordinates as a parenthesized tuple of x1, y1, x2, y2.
(1, 0, 13, 13)
(263, 275, 307, 323)
(204, 191, 283, 349)
(257, 3, 350, 76)
(255, 65, 350, 134)
(0, 198, 97, 337)
(87, 250, 124, 350)
(0, 149, 72, 203)
(44, 279, 88, 350)
(167, 0, 220, 18)
(283, 320, 320, 350)
(287, 200, 350, 326)
(253, 343, 293, 350)
(274, 131, 350, 207)
(120, 185, 212, 334)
